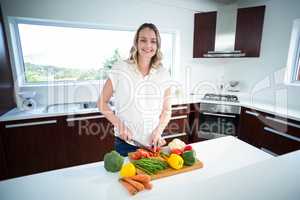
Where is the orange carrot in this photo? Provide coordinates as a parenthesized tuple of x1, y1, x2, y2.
(142, 181, 153, 190)
(130, 174, 151, 183)
(119, 179, 138, 195)
(122, 177, 145, 192)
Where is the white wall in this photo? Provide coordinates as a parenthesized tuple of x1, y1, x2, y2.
(189, 0, 300, 111)
(0, 0, 220, 107)
(1, 0, 300, 112)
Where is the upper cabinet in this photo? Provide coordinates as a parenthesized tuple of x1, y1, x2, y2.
(193, 11, 217, 58)
(235, 6, 265, 57)
(193, 5, 265, 58)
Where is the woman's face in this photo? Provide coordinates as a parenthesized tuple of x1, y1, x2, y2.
(137, 27, 157, 60)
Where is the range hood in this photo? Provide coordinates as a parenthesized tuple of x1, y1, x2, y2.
(203, 4, 245, 58)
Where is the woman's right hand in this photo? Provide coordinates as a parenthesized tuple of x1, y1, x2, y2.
(119, 125, 133, 141)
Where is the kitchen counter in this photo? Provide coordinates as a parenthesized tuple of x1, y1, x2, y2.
(1, 94, 300, 122)
(0, 136, 274, 200)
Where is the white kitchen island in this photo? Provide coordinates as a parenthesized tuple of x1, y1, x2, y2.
(0, 136, 298, 200)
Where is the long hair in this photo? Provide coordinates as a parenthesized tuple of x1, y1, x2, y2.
(127, 23, 163, 68)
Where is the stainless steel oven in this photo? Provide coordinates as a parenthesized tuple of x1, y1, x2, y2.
(197, 103, 241, 140)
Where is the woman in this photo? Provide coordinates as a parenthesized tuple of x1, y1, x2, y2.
(97, 23, 172, 156)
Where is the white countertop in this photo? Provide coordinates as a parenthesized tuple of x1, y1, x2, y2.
(1, 94, 300, 122)
(0, 136, 274, 200)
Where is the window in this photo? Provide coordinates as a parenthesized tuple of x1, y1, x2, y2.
(286, 18, 300, 85)
(10, 18, 174, 85)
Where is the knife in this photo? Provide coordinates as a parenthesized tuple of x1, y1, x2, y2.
(130, 139, 155, 153)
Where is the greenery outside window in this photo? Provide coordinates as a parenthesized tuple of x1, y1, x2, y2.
(10, 18, 174, 85)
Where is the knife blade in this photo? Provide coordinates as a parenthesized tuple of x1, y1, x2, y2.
(131, 139, 155, 153)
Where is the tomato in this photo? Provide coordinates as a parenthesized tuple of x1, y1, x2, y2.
(130, 151, 142, 160)
(171, 148, 183, 155)
(183, 145, 193, 152)
(137, 149, 150, 158)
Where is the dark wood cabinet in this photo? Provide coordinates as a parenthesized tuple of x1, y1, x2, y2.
(0, 6, 16, 115)
(0, 133, 7, 179)
(235, 5, 265, 57)
(239, 107, 300, 156)
(193, 6, 265, 58)
(238, 107, 263, 148)
(163, 104, 190, 143)
(1, 117, 66, 179)
(193, 12, 217, 58)
(260, 114, 300, 155)
(0, 113, 114, 180)
(63, 113, 114, 167)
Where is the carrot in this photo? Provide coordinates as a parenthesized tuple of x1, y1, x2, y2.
(122, 177, 145, 192)
(142, 181, 153, 190)
(130, 174, 151, 183)
(119, 179, 138, 195)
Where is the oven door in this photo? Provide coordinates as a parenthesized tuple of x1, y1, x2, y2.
(198, 111, 239, 140)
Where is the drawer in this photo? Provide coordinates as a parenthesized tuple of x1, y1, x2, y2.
(164, 115, 188, 134)
(261, 126, 300, 155)
(263, 114, 300, 139)
(171, 104, 189, 116)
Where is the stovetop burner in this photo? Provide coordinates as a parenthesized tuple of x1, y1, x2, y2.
(202, 93, 239, 102)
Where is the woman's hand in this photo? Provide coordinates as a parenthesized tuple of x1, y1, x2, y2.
(151, 127, 166, 152)
(119, 124, 133, 142)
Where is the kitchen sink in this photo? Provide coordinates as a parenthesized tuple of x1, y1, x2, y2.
(43, 100, 114, 113)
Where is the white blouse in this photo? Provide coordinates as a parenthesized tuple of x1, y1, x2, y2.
(108, 60, 171, 146)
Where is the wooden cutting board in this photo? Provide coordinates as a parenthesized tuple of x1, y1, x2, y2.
(128, 153, 204, 180)
(139, 160, 204, 180)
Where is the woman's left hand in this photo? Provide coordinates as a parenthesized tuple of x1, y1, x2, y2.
(151, 127, 166, 152)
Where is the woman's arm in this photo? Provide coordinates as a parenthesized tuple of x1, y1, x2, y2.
(151, 87, 172, 149)
(97, 79, 132, 141)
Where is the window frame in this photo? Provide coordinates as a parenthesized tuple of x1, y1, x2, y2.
(8, 17, 176, 87)
(285, 18, 300, 86)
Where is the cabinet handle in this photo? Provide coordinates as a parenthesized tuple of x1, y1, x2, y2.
(172, 106, 188, 111)
(202, 112, 236, 118)
(5, 120, 57, 128)
(66, 115, 105, 122)
(170, 115, 188, 120)
(162, 132, 187, 139)
(265, 116, 300, 129)
(245, 110, 259, 117)
(264, 127, 300, 142)
(260, 147, 278, 156)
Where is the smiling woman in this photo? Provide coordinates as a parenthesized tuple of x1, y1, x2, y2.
(8, 18, 174, 85)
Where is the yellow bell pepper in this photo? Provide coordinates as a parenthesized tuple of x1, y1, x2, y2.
(119, 162, 136, 177)
(167, 154, 184, 170)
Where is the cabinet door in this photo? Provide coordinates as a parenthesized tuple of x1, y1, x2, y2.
(238, 107, 263, 148)
(162, 105, 190, 143)
(2, 118, 66, 178)
(64, 114, 114, 167)
(0, 131, 7, 180)
(193, 11, 217, 58)
(235, 6, 265, 57)
(0, 6, 16, 115)
(261, 114, 300, 155)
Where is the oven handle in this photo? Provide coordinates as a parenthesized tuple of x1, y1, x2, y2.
(202, 112, 236, 118)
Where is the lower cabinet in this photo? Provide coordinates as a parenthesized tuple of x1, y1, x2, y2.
(0, 113, 114, 180)
(0, 134, 7, 179)
(162, 104, 190, 144)
(260, 115, 300, 155)
(1, 117, 66, 179)
(238, 107, 263, 148)
(63, 113, 114, 167)
(239, 107, 300, 156)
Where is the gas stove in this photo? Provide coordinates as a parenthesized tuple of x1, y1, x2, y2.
(202, 93, 239, 103)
